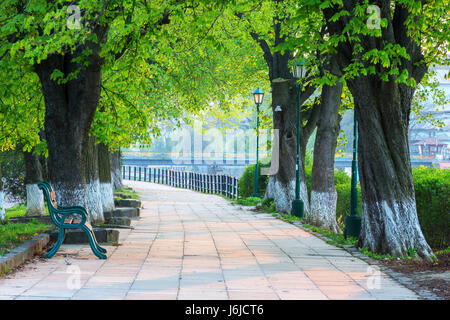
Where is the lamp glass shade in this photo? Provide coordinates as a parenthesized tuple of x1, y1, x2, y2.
(253, 88, 264, 104)
(293, 60, 306, 79)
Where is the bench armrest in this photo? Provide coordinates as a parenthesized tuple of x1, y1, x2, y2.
(56, 207, 88, 225)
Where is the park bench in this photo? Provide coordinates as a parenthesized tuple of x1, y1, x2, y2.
(37, 181, 107, 259)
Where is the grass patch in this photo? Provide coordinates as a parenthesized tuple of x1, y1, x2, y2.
(234, 196, 262, 206)
(4, 203, 26, 218)
(357, 247, 396, 260)
(4, 203, 49, 219)
(434, 247, 450, 256)
(301, 223, 357, 248)
(114, 185, 140, 200)
(0, 219, 51, 257)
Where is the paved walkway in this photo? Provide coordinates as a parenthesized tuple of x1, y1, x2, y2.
(0, 181, 419, 300)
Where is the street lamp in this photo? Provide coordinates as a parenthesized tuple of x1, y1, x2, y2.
(345, 109, 361, 238)
(252, 88, 264, 198)
(291, 60, 307, 218)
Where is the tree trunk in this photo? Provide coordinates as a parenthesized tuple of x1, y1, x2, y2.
(98, 142, 115, 214)
(84, 135, 104, 224)
(266, 79, 318, 214)
(321, 1, 434, 260)
(110, 150, 123, 190)
(23, 149, 46, 216)
(309, 59, 343, 233)
(34, 40, 103, 220)
(350, 78, 434, 260)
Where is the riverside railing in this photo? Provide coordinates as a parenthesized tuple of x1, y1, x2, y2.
(121, 165, 239, 199)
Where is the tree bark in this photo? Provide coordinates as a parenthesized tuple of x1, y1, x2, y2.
(34, 34, 105, 219)
(110, 150, 123, 190)
(23, 149, 46, 216)
(351, 78, 433, 259)
(266, 79, 318, 214)
(322, 1, 434, 260)
(84, 135, 104, 223)
(249, 13, 320, 214)
(309, 58, 343, 233)
(98, 142, 115, 214)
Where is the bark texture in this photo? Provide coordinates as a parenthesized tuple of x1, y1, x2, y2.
(309, 57, 343, 233)
(323, 1, 434, 259)
(98, 142, 115, 214)
(267, 79, 317, 214)
(34, 25, 107, 215)
(84, 135, 103, 223)
(247, 11, 320, 214)
(110, 150, 123, 190)
(23, 149, 45, 216)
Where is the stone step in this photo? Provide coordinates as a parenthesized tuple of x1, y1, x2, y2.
(104, 217, 131, 227)
(104, 207, 140, 219)
(9, 216, 53, 224)
(48, 228, 119, 245)
(114, 198, 141, 208)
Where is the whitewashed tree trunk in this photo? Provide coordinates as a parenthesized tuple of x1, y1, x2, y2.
(309, 190, 339, 233)
(98, 143, 115, 214)
(100, 182, 114, 213)
(25, 184, 46, 216)
(23, 149, 46, 216)
(271, 179, 309, 215)
(85, 137, 104, 224)
(0, 190, 5, 221)
(309, 59, 342, 233)
(110, 150, 122, 190)
(87, 179, 104, 223)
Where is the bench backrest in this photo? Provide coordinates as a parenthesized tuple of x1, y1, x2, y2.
(37, 181, 59, 212)
(49, 186, 58, 209)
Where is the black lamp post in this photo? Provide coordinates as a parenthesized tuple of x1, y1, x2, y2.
(291, 60, 307, 218)
(252, 88, 264, 198)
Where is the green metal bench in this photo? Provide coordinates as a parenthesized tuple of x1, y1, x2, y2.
(38, 181, 107, 259)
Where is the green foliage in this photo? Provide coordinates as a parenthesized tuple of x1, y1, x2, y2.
(434, 247, 450, 256)
(335, 182, 362, 226)
(334, 169, 351, 185)
(238, 162, 269, 198)
(412, 167, 450, 248)
(4, 203, 26, 218)
(301, 223, 357, 247)
(277, 212, 303, 224)
(0, 218, 51, 257)
(256, 197, 276, 213)
(114, 185, 140, 200)
(235, 196, 262, 206)
(358, 247, 395, 261)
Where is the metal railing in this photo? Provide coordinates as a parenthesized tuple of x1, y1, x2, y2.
(121, 165, 239, 199)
